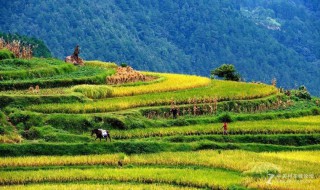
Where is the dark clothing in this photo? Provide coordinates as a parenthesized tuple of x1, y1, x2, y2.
(74, 45, 80, 56)
(171, 108, 178, 119)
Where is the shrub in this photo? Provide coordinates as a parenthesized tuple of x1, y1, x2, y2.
(311, 107, 320, 115)
(293, 85, 312, 100)
(0, 49, 15, 60)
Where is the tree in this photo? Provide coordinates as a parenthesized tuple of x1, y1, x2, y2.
(211, 64, 241, 81)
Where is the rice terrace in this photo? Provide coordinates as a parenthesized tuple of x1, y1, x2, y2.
(0, 44, 319, 190)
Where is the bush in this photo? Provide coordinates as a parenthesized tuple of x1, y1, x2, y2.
(293, 85, 311, 100)
(311, 107, 320, 115)
(0, 49, 15, 60)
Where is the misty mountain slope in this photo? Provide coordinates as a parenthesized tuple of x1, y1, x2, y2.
(0, 0, 319, 94)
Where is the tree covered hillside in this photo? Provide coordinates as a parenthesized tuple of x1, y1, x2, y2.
(1, 0, 319, 94)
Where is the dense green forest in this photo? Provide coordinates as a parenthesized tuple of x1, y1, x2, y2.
(0, 0, 319, 95)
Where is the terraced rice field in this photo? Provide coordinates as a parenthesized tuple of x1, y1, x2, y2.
(0, 150, 318, 189)
(0, 58, 319, 189)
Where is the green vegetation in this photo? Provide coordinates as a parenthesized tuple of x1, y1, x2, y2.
(0, 33, 52, 58)
(0, 65, 115, 90)
(0, 49, 15, 60)
(0, 58, 75, 80)
(0, 167, 243, 189)
(0, 183, 199, 190)
(211, 64, 241, 81)
(27, 81, 277, 113)
(72, 73, 210, 99)
(72, 85, 114, 99)
(1, 1, 320, 95)
(0, 56, 319, 189)
(84, 60, 118, 69)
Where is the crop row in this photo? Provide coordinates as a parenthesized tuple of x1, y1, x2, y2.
(1, 150, 319, 174)
(0, 66, 115, 90)
(84, 60, 118, 69)
(142, 95, 292, 119)
(110, 115, 320, 139)
(163, 134, 320, 146)
(0, 150, 319, 190)
(3, 180, 319, 190)
(0, 58, 66, 70)
(0, 183, 199, 190)
(0, 167, 242, 189)
(111, 73, 211, 97)
(72, 73, 211, 99)
(0, 58, 75, 80)
(246, 178, 320, 190)
(28, 80, 278, 113)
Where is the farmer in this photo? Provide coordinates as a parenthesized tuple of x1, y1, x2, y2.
(171, 107, 178, 119)
(221, 122, 228, 135)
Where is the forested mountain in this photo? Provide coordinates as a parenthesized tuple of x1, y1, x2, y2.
(0, 0, 319, 95)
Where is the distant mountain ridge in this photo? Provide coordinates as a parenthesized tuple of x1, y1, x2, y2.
(0, 0, 319, 95)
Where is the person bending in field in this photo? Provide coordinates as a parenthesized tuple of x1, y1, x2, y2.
(171, 106, 178, 119)
(221, 122, 228, 135)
